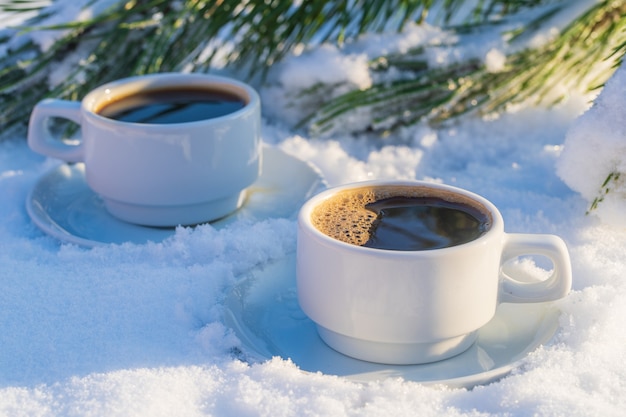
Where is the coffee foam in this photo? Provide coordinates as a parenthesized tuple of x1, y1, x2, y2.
(310, 185, 491, 246)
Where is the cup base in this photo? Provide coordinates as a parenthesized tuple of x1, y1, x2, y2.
(103, 191, 247, 227)
(316, 326, 477, 365)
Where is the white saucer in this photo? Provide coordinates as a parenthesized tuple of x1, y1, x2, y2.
(26, 146, 326, 247)
(223, 255, 562, 388)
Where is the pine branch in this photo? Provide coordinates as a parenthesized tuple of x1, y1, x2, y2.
(0, 1, 422, 132)
(304, 1, 626, 136)
(0, 0, 592, 138)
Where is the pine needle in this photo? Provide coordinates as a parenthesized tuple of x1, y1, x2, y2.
(304, 0, 626, 136)
(0, 0, 622, 139)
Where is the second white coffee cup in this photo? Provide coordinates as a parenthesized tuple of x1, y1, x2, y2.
(297, 180, 572, 365)
(28, 73, 261, 227)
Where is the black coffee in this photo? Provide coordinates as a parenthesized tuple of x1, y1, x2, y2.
(97, 87, 246, 124)
(363, 196, 488, 250)
(310, 186, 491, 251)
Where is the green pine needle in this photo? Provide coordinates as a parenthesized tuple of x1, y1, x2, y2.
(0, 0, 557, 137)
(305, 0, 626, 135)
(1, 0, 624, 139)
(588, 171, 622, 214)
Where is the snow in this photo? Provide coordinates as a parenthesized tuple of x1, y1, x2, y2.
(557, 63, 626, 227)
(261, 44, 373, 127)
(26, 0, 119, 52)
(2, 2, 626, 416)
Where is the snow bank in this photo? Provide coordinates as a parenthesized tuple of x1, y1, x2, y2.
(557, 62, 626, 227)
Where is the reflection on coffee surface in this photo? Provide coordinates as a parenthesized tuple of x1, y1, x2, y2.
(311, 186, 491, 251)
(97, 87, 246, 124)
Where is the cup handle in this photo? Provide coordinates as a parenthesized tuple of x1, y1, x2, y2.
(499, 233, 572, 303)
(28, 99, 84, 163)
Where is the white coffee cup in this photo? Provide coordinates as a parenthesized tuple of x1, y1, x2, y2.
(28, 73, 261, 227)
(297, 180, 572, 365)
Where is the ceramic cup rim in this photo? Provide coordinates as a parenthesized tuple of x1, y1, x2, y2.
(298, 179, 505, 256)
(81, 72, 260, 129)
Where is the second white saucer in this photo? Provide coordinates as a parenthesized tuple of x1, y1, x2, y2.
(26, 145, 326, 247)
